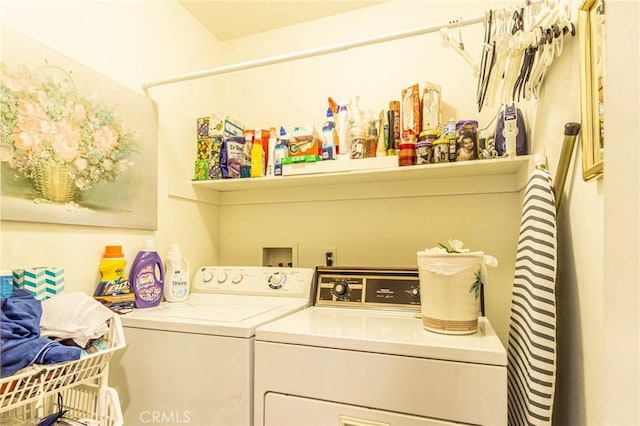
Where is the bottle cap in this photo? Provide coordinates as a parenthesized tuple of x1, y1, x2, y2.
(104, 245, 124, 258)
(141, 239, 156, 252)
(326, 108, 334, 118)
(168, 243, 181, 255)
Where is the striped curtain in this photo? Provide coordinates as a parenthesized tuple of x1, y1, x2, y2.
(507, 168, 557, 426)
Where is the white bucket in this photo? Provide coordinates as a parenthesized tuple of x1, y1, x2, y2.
(417, 251, 488, 335)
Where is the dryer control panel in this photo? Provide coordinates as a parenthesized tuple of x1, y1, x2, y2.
(193, 266, 314, 298)
(314, 267, 420, 310)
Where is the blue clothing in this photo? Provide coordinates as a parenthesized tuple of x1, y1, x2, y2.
(1, 289, 81, 377)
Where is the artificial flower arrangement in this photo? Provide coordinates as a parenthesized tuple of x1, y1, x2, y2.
(0, 61, 137, 199)
(418, 239, 498, 301)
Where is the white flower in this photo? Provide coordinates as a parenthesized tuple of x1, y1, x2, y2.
(74, 157, 88, 171)
(448, 239, 470, 253)
(423, 246, 448, 254)
(425, 239, 471, 254)
(103, 158, 113, 171)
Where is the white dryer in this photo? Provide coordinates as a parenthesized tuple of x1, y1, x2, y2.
(254, 267, 507, 426)
(109, 266, 314, 426)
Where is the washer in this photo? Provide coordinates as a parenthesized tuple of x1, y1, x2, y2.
(109, 266, 314, 426)
(254, 267, 508, 426)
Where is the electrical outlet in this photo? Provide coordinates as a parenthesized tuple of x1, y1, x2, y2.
(324, 247, 337, 266)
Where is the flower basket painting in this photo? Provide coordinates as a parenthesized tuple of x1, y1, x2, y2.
(0, 27, 157, 230)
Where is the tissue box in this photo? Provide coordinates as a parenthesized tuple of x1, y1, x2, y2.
(205, 113, 245, 137)
(194, 159, 209, 180)
(196, 138, 211, 160)
(13, 267, 64, 300)
(12, 269, 24, 289)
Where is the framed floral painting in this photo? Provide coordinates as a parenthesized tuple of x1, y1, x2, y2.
(0, 27, 158, 230)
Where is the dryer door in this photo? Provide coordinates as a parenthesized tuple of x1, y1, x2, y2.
(264, 393, 460, 426)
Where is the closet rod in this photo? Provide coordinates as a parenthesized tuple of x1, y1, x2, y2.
(142, 14, 484, 89)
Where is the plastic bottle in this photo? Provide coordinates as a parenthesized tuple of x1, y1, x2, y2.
(130, 239, 164, 308)
(337, 102, 350, 158)
(321, 108, 337, 160)
(266, 127, 277, 177)
(376, 109, 387, 157)
(94, 245, 135, 312)
(250, 128, 265, 177)
(365, 115, 378, 158)
(350, 106, 365, 159)
(164, 244, 191, 303)
(274, 127, 289, 176)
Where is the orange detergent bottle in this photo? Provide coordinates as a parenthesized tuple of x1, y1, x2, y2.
(93, 245, 135, 313)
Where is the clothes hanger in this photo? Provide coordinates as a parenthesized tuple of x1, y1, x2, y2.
(477, 9, 493, 111)
(440, 25, 480, 78)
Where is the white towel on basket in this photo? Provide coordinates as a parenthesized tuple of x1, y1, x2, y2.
(507, 168, 557, 426)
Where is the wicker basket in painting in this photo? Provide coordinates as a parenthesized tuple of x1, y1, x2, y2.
(33, 160, 77, 203)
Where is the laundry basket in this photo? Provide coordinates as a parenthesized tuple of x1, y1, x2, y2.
(0, 315, 126, 414)
(0, 383, 123, 426)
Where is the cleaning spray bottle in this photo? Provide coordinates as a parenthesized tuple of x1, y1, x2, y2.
(164, 243, 190, 303)
(130, 239, 164, 308)
(274, 126, 289, 176)
(321, 108, 337, 160)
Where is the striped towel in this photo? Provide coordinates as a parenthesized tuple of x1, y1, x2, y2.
(507, 168, 557, 426)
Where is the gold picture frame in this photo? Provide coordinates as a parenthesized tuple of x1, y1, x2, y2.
(578, 0, 605, 181)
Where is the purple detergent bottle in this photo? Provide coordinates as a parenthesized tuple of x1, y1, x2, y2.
(130, 239, 164, 308)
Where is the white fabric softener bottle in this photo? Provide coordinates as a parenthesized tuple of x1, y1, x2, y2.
(163, 243, 191, 303)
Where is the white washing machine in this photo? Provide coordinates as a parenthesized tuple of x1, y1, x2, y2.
(109, 266, 314, 426)
(254, 267, 507, 426)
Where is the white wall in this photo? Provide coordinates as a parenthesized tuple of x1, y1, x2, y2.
(0, 0, 223, 292)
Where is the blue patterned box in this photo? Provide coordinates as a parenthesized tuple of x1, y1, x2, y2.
(12, 269, 24, 289)
(45, 267, 64, 298)
(13, 267, 64, 300)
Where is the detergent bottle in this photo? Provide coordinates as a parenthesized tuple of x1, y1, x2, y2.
(130, 239, 164, 308)
(94, 245, 135, 312)
(321, 108, 337, 160)
(250, 127, 265, 177)
(164, 243, 191, 303)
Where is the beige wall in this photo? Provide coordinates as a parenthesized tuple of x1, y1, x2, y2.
(603, 1, 640, 424)
(212, 1, 610, 424)
(2, 1, 637, 425)
(0, 0, 222, 291)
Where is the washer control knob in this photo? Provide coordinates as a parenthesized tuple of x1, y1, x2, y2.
(216, 272, 228, 283)
(410, 287, 420, 297)
(268, 273, 284, 289)
(231, 273, 243, 284)
(202, 271, 214, 283)
(332, 280, 349, 298)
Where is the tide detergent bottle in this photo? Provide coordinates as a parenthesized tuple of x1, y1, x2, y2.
(93, 245, 135, 313)
(130, 239, 164, 308)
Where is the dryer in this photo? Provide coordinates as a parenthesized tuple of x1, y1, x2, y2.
(109, 266, 314, 426)
(254, 266, 507, 425)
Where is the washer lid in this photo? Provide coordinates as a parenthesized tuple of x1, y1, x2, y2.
(255, 307, 507, 366)
(121, 293, 309, 338)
